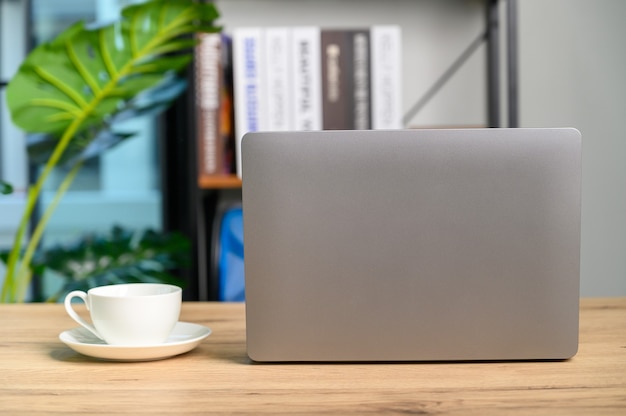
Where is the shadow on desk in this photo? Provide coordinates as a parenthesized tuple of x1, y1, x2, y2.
(49, 340, 252, 365)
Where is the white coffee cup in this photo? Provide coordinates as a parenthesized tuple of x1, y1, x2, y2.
(64, 283, 182, 346)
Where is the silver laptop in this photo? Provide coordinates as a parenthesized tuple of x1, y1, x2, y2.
(241, 128, 581, 362)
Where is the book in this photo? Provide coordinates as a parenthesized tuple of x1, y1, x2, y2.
(321, 29, 353, 130)
(263, 27, 292, 131)
(230, 25, 402, 176)
(219, 35, 236, 175)
(232, 27, 264, 177)
(195, 32, 226, 182)
(370, 25, 402, 129)
(290, 26, 322, 132)
(320, 28, 372, 130)
(351, 29, 372, 130)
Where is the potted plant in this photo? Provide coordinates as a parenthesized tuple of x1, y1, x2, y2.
(1, 0, 220, 302)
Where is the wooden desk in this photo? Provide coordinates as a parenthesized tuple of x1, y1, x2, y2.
(1, 298, 625, 415)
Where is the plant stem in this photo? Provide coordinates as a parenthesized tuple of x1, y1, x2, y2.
(15, 160, 83, 302)
(1, 117, 85, 302)
(2, 34, 146, 301)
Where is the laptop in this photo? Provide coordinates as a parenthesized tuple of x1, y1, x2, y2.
(241, 128, 582, 362)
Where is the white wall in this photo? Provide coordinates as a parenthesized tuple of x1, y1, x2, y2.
(518, 0, 626, 296)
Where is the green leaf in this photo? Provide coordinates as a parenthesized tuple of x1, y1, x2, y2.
(25, 225, 190, 302)
(6, 0, 219, 138)
(26, 74, 188, 165)
(1, 180, 13, 195)
(26, 130, 135, 166)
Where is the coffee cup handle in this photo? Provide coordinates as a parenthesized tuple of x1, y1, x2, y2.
(64, 290, 105, 341)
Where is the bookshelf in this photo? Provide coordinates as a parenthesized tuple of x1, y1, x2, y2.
(198, 175, 241, 189)
(162, 0, 519, 301)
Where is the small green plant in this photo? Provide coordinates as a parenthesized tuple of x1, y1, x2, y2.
(1, 0, 219, 302)
(17, 225, 190, 303)
(0, 180, 12, 195)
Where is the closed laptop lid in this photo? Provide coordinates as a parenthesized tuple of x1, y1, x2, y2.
(241, 128, 581, 362)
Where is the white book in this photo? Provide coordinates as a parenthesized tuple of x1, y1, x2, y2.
(352, 29, 371, 130)
(194, 32, 222, 177)
(290, 26, 322, 131)
(370, 25, 403, 129)
(233, 27, 264, 177)
(263, 27, 292, 132)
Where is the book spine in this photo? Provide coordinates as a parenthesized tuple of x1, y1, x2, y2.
(194, 32, 223, 181)
(233, 27, 264, 177)
(264, 27, 292, 131)
(370, 25, 403, 129)
(290, 26, 322, 131)
(351, 29, 371, 130)
(321, 30, 353, 130)
(219, 34, 236, 174)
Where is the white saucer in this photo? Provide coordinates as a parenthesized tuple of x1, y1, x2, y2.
(59, 322, 211, 362)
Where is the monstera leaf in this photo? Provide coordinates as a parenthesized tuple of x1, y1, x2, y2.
(25, 74, 188, 166)
(7, 0, 217, 137)
(26, 130, 135, 166)
(1, 0, 220, 303)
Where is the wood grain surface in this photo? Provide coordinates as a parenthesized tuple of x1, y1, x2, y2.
(1, 298, 625, 415)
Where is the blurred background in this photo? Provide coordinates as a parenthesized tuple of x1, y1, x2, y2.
(1, 0, 624, 297)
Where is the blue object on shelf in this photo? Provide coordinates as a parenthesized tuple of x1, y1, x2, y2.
(217, 206, 245, 301)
